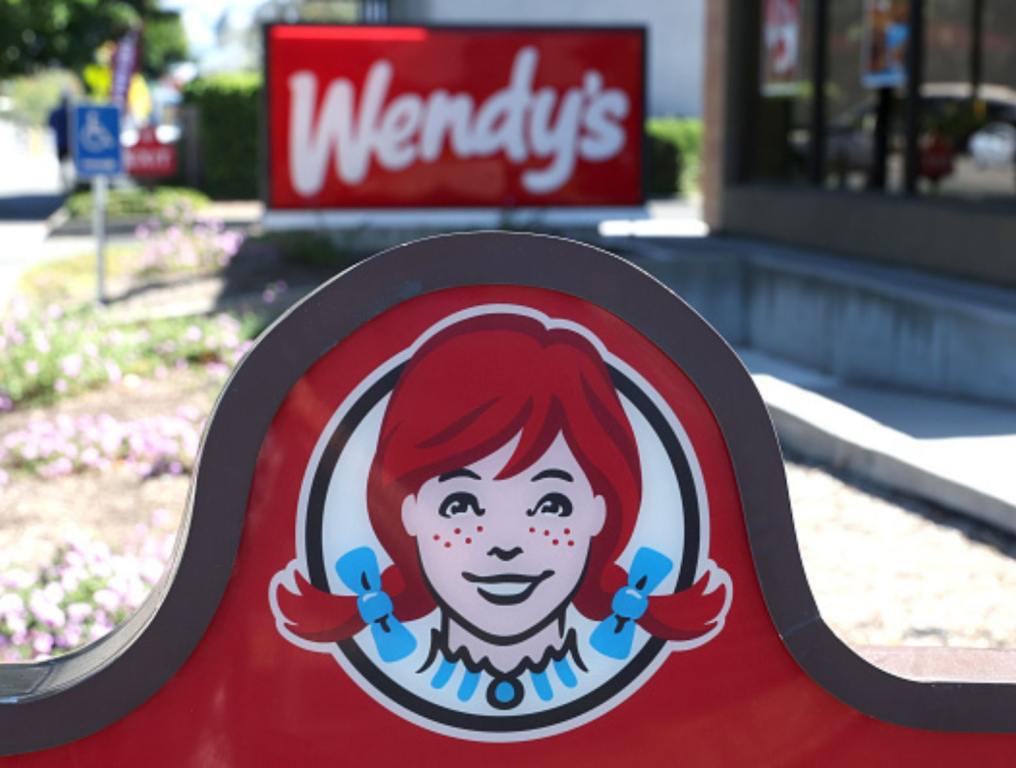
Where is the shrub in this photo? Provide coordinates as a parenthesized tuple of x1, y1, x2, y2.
(0, 302, 258, 409)
(647, 132, 681, 197)
(182, 72, 262, 200)
(65, 186, 210, 220)
(645, 118, 704, 198)
(135, 209, 245, 275)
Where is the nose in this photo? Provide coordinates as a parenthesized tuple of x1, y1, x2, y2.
(486, 546, 523, 561)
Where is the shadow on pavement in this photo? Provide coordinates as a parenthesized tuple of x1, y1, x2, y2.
(0, 194, 65, 221)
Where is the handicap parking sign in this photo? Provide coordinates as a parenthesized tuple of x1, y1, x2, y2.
(72, 104, 122, 178)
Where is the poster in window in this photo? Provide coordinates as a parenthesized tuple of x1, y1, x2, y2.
(761, 0, 804, 96)
(862, 0, 910, 88)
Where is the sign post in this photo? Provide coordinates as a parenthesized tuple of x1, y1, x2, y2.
(71, 103, 122, 305)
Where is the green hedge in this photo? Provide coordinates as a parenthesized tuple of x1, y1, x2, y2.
(183, 72, 262, 200)
(65, 186, 209, 220)
(646, 118, 703, 198)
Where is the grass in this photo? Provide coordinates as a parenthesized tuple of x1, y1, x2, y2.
(17, 245, 148, 306)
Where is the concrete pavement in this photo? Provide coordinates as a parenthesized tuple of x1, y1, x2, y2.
(743, 347, 1016, 535)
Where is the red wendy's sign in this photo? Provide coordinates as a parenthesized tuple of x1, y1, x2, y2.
(265, 26, 645, 208)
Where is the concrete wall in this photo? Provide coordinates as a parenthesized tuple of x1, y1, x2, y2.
(626, 237, 1016, 408)
(388, 0, 704, 117)
(721, 184, 1016, 289)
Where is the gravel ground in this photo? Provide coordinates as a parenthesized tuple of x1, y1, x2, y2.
(787, 455, 1016, 649)
(0, 370, 213, 569)
(2, 373, 1015, 650)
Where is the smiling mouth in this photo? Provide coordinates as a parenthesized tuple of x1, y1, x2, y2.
(461, 570, 555, 606)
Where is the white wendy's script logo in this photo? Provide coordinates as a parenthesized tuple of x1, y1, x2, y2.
(287, 46, 631, 196)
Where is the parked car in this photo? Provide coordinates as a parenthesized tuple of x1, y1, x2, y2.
(790, 81, 1016, 177)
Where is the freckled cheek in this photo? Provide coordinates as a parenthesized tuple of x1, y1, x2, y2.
(423, 521, 484, 550)
(530, 522, 586, 547)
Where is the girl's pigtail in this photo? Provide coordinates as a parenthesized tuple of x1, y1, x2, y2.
(275, 570, 363, 643)
(642, 572, 728, 642)
(275, 554, 414, 662)
(590, 547, 728, 659)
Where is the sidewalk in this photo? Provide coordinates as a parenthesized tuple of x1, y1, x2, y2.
(741, 348, 1016, 534)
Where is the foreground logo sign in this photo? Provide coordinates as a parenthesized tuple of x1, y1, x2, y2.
(266, 26, 645, 208)
(270, 305, 732, 740)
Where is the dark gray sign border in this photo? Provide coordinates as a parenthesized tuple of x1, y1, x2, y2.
(1, 232, 1014, 756)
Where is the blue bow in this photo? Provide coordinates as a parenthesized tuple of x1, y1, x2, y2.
(335, 547, 417, 663)
(589, 547, 673, 659)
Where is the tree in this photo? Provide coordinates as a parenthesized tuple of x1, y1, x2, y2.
(141, 11, 188, 78)
(0, 0, 185, 79)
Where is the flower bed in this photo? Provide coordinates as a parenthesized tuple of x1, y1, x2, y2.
(0, 519, 175, 662)
(0, 302, 258, 410)
(0, 408, 204, 487)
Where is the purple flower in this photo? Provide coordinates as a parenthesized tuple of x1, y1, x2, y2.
(32, 632, 54, 655)
(93, 588, 120, 613)
(32, 331, 51, 354)
(66, 602, 92, 623)
(60, 353, 84, 379)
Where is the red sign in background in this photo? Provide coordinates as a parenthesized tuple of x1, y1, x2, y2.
(125, 127, 179, 178)
(8, 284, 1016, 765)
(266, 26, 645, 208)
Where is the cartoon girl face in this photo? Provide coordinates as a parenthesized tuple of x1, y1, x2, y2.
(274, 310, 730, 719)
(402, 432, 606, 642)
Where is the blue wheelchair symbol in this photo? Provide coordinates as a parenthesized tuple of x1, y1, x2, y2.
(73, 105, 122, 178)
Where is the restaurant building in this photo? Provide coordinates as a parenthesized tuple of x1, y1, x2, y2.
(704, 1, 1016, 287)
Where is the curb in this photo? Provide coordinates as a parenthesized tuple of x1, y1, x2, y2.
(752, 369, 1016, 536)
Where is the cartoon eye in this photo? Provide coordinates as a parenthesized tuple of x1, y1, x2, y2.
(528, 492, 573, 518)
(438, 491, 485, 518)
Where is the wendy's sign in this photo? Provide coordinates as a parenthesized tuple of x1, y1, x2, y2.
(265, 26, 645, 208)
(3, 234, 1016, 764)
(269, 306, 732, 736)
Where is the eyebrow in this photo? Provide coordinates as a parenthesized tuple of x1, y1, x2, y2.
(438, 468, 481, 482)
(530, 468, 574, 482)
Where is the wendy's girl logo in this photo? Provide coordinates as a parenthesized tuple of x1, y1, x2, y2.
(269, 304, 732, 740)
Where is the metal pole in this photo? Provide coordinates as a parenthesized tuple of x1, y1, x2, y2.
(868, 88, 891, 190)
(904, 0, 925, 195)
(93, 175, 107, 305)
(809, 0, 829, 185)
(970, 0, 984, 103)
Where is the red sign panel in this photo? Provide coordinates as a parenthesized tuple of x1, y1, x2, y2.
(266, 26, 645, 208)
(125, 127, 179, 178)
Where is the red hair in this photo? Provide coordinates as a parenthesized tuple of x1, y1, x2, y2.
(277, 313, 725, 643)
